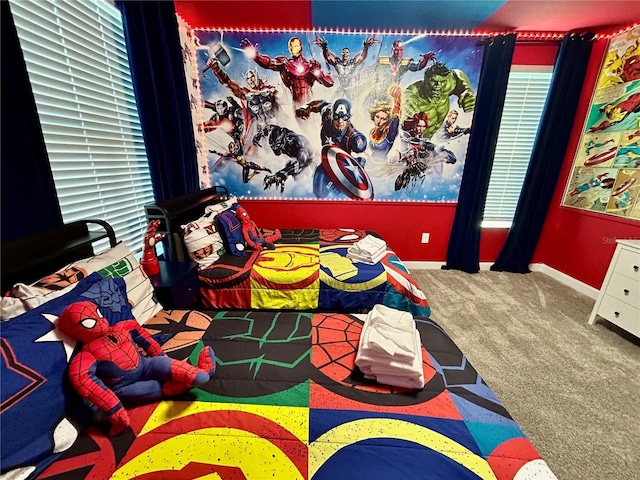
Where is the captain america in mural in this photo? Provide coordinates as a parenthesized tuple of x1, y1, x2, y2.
(296, 97, 373, 199)
(189, 28, 482, 202)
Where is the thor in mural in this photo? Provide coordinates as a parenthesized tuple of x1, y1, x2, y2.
(181, 26, 482, 202)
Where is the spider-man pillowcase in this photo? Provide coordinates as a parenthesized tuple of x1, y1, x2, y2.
(0, 273, 134, 478)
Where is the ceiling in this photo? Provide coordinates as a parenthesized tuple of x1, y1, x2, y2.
(174, 0, 639, 34)
(479, 1, 640, 33)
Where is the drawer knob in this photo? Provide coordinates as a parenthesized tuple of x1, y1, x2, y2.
(634, 265, 639, 272)
(614, 311, 620, 318)
(623, 289, 630, 295)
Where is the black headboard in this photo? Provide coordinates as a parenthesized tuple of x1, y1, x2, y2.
(1, 219, 117, 294)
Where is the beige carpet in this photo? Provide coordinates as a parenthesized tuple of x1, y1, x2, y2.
(411, 269, 640, 480)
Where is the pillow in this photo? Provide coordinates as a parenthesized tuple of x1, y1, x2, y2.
(182, 210, 226, 268)
(1, 265, 92, 322)
(92, 255, 163, 325)
(216, 204, 246, 257)
(1, 281, 81, 322)
(0, 273, 134, 477)
(204, 195, 238, 216)
(181, 196, 238, 268)
(1, 295, 27, 321)
(11, 242, 162, 325)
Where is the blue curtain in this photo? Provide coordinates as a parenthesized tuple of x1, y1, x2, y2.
(116, 1, 199, 202)
(491, 33, 594, 273)
(443, 34, 516, 273)
(1, 1, 63, 241)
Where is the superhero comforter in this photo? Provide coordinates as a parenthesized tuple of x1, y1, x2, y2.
(2, 309, 557, 479)
(198, 228, 431, 317)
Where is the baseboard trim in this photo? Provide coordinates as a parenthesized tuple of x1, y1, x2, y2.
(529, 263, 599, 299)
(404, 261, 445, 270)
(404, 261, 599, 300)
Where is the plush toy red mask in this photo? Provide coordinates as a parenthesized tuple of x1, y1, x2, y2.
(235, 207, 281, 251)
(57, 300, 216, 436)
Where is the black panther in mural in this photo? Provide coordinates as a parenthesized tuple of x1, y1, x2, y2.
(252, 124, 317, 193)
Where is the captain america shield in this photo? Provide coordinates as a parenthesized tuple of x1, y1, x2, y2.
(321, 145, 374, 200)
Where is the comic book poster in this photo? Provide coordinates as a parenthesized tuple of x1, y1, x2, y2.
(177, 19, 482, 202)
(562, 27, 640, 220)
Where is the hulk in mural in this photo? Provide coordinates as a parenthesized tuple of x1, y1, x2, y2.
(403, 61, 476, 139)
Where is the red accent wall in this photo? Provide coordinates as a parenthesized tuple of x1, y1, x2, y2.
(241, 199, 461, 261)
(175, 1, 312, 29)
(174, 3, 640, 287)
(533, 38, 640, 289)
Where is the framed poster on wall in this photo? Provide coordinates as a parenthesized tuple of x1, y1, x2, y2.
(561, 27, 640, 220)
(177, 17, 483, 202)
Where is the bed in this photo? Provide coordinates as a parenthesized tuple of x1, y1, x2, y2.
(198, 227, 430, 316)
(0, 220, 558, 479)
(145, 187, 431, 317)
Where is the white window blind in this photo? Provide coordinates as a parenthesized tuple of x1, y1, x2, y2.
(482, 66, 553, 228)
(9, 0, 154, 251)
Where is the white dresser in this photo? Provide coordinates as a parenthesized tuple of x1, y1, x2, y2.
(588, 239, 640, 337)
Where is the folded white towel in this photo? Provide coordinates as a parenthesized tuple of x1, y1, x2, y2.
(374, 374, 425, 390)
(350, 243, 386, 257)
(357, 305, 416, 358)
(355, 306, 425, 390)
(347, 247, 386, 265)
(357, 328, 423, 376)
(353, 234, 387, 254)
(349, 235, 387, 264)
(363, 325, 415, 359)
(367, 304, 415, 331)
(357, 335, 420, 372)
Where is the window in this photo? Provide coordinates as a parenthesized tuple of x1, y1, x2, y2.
(9, 0, 154, 251)
(482, 66, 553, 228)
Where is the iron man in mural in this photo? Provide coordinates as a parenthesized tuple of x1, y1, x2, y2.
(241, 36, 334, 107)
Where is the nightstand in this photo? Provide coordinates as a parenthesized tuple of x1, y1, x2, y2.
(588, 239, 640, 337)
(149, 261, 199, 309)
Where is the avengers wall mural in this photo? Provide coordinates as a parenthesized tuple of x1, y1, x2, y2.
(562, 26, 640, 220)
(178, 18, 483, 202)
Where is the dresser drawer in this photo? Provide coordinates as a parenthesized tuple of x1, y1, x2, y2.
(613, 247, 640, 282)
(597, 294, 640, 336)
(604, 272, 640, 309)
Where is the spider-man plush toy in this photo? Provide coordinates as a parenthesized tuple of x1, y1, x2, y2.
(235, 206, 281, 251)
(57, 301, 216, 436)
